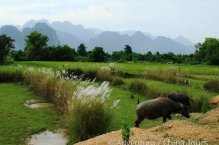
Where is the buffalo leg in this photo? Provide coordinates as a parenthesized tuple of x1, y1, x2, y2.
(135, 117, 143, 127)
(168, 115, 172, 120)
(163, 116, 167, 123)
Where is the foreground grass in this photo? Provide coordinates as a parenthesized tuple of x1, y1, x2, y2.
(0, 83, 59, 145)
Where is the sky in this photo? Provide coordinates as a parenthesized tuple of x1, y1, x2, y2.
(0, 0, 219, 43)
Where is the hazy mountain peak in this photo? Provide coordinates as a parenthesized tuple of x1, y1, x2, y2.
(0, 25, 19, 32)
(51, 21, 95, 42)
(23, 19, 49, 28)
(132, 31, 147, 38)
(174, 35, 194, 46)
(88, 28, 103, 35)
(22, 20, 36, 28)
(52, 21, 73, 28)
(33, 22, 60, 46)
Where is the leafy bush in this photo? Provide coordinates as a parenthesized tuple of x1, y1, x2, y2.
(204, 80, 219, 93)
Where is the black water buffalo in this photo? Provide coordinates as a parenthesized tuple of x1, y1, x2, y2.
(168, 93, 193, 107)
(135, 97, 190, 127)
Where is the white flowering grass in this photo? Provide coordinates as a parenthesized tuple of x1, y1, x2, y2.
(69, 81, 117, 142)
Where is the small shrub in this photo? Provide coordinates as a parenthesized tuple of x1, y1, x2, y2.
(146, 87, 164, 99)
(201, 101, 211, 113)
(129, 80, 148, 96)
(111, 77, 124, 86)
(130, 94, 135, 99)
(204, 80, 219, 93)
(128, 80, 164, 98)
(191, 96, 212, 113)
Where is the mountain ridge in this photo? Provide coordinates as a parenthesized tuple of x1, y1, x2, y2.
(0, 20, 195, 54)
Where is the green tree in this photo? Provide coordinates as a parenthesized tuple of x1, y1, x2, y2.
(89, 47, 105, 62)
(0, 34, 15, 63)
(195, 38, 219, 65)
(77, 43, 87, 56)
(11, 50, 25, 61)
(25, 31, 48, 60)
(112, 51, 124, 61)
(124, 45, 132, 61)
(54, 45, 77, 61)
(145, 51, 153, 61)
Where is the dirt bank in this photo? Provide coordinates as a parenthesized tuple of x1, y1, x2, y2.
(75, 108, 219, 145)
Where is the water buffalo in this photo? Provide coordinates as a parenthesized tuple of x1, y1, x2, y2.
(168, 93, 193, 107)
(135, 97, 190, 127)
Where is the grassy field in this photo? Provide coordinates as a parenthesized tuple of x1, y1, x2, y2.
(0, 83, 60, 145)
(15, 61, 219, 75)
(1, 61, 219, 143)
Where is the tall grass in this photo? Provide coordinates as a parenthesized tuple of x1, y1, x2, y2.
(0, 65, 24, 82)
(0, 65, 118, 142)
(68, 82, 119, 142)
(65, 63, 124, 86)
(143, 67, 190, 85)
(128, 79, 164, 98)
(23, 67, 119, 142)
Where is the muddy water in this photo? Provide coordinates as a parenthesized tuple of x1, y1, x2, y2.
(28, 130, 67, 145)
(24, 99, 53, 108)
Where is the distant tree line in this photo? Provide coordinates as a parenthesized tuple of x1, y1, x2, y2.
(1, 31, 219, 65)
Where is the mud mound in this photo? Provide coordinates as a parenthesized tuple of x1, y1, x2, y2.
(208, 95, 219, 105)
(75, 108, 219, 145)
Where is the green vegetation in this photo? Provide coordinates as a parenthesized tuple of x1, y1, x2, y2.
(204, 79, 219, 93)
(122, 119, 133, 144)
(1, 31, 218, 64)
(0, 65, 118, 144)
(0, 61, 218, 144)
(69, 85, 113, 142)
(1, 30, 219, 144)
(0, 34, 14, 64)
(0, 83, 59, 145)
(195, 38, 219, 65)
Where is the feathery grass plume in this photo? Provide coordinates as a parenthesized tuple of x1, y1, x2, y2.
(69, 81, 120, 142)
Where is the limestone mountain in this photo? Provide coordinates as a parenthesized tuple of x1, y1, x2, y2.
(0, 20, 196, 54)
